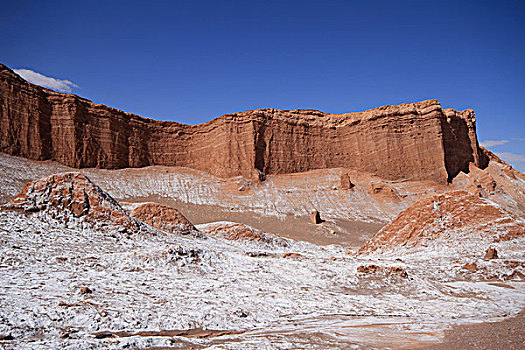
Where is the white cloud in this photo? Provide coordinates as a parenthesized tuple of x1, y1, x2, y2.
(480, 139, 508, 148)
(497, 152, 525, 163)
(13, 68, 79, 92)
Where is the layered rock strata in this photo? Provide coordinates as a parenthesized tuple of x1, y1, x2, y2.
(359, 190, 525, 253)
(131, 202, 199, 236)
(0, 63, 487, 184)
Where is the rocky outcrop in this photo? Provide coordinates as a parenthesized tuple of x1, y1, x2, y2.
(357, 265, 408, 278)
(468, 163, 497, 196)
(196, 222, 288, 247)
(310, 210, 322, 224)
(2, 172, 140, 230)
(368, 181, 401, 200)
(340, 173, 354, 190)
(0, 63, 488, 184)
(480, 146, 525, 182)
(198, 222, 268, 241)
(359, 191, 525, 253)
(131, 202, 199, 236)
(484, 247, 498, 260)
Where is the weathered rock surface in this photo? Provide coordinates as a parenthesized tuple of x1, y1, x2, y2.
(357, 264, 408, 278)
(131, 202, 199, 236)
(196, 221, 289, 247)
(481, 146, 525, 182)
(0, 63, 487, 184)
(368, 181, 401, 200)
(340, 173, 354, 190)
(468, 163, 497, 196)
(359, 190, 525, 253)
(484, 247, 498, 260)
(1, 172, 139, 230)
(310, 210, 322, 224)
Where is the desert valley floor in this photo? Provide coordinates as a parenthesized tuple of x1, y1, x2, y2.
(0, 152, 524, 349)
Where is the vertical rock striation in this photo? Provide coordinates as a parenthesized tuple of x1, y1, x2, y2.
(0, 63, 487, 184)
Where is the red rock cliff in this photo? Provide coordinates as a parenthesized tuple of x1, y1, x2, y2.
(0, 63, 487, 184)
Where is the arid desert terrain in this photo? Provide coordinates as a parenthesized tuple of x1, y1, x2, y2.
(0, 62, 524, 349)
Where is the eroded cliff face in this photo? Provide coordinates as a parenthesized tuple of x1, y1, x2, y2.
(0, 63, 487, 184)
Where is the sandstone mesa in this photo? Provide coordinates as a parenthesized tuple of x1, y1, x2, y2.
(1, 63, 487, 184)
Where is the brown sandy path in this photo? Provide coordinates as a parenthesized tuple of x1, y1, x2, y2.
(123, 196, 383, 247)
(420, 310, 525, 350)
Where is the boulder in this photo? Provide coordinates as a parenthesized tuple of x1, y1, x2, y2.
(368, 181, 400, 200)
(484, 247, 498, 260)
(131, 202, 199, 236)
(462, 262, 478, 272)
(197, 222, 288, 247)
(311, 210, 322, 224)
(80, 287, 93, 294)
(340, 173, 355, 190)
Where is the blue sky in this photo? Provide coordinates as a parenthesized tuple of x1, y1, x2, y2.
(2, 0, 524, 171)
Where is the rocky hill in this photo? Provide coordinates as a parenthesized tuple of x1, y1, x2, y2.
(359, 190, 525, 255)
(1, 172, 141, 232)
(0, 63, 487, 184)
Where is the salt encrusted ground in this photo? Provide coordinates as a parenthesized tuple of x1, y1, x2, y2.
(0, 153, 428, 223)
(2, 152, 523, 228)
(0, 209, 523, 349)
(0, 153, 524, 348)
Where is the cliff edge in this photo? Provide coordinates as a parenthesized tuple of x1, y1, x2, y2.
(0, 63, 488, 184)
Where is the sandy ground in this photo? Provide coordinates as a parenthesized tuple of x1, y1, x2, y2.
(420, 310, 525, 349)
(123, 196, 383, 248)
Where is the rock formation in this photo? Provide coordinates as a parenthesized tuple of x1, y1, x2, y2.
(0, 63, 488, 184)
(197, 222, 268, 241)
(340, 173, 354, 190)
(359, 191, 525, 253)
(368, 181, 401, 200)
(357, 264, 408, 278)
(310, 210, 322, 224)
(484, 247, 498, 260)
(196, 222, 288, 247)
(131, 202, 199, 236)
(1, 172, 140, 230)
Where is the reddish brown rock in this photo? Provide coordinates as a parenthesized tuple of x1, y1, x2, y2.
(462, 262, 478, 272)
(480, 146, 525, 182)
(0, 63, 488, 184)
(368, 181, 400, 200)
(283, 252, 302, 259)
(460, 261, 525, 281)
(1, 172, 139, 230)
(468, 163, 497, 197)
(201, 223, 264, 241)
(357, 264, 380, 274)
(484, 247, 498, 260)
(131, 202, 198, 235)
(197, 222, 286, 247)
(359, 191, 525, 253)
(340, 173, 354, 190)
(310, 210, 322, 224)
(357, 264, 408, 278)
(80, 287, 93, 294)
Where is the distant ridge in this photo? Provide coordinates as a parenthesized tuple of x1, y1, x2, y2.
(0, 62, 487, 184)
